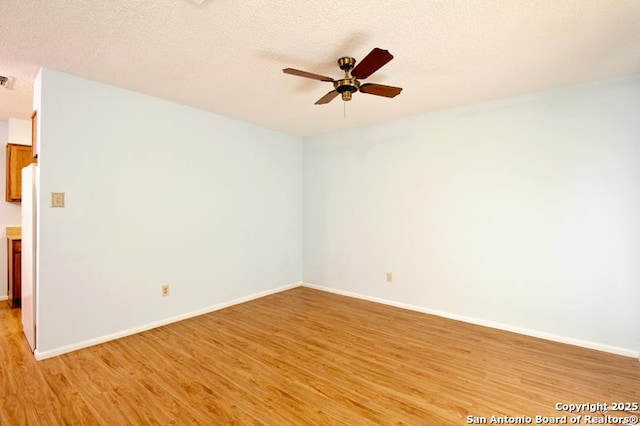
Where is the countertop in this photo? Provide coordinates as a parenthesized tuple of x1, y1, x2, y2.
(6, 226, 21, 241)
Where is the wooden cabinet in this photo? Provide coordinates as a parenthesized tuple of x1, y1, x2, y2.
(5, 143, 35, 202)
(7, 239, 21, 308)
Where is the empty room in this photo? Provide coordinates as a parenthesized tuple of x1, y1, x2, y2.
(1, 1, 639, 424)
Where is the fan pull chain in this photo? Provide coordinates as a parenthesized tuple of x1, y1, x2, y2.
(343, 100, 346, 119)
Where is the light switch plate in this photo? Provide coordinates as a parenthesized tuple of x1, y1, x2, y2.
(51, 192, 65, 208)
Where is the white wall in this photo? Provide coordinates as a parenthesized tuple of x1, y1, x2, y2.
(36, 68, 302, 355)
(303, 75, 640, 354)
(0, 121, 23, 300)
(8, 118, 31, 145)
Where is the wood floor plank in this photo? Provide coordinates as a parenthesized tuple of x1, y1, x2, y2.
(1, 288, 638, 424)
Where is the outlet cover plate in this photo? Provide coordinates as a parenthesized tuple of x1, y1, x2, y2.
(51, 192, 65, 207)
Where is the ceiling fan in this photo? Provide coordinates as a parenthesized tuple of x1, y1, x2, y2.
(283, 48, 403, 105)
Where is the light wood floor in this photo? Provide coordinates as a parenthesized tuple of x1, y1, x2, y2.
(1, 287, 638, 424)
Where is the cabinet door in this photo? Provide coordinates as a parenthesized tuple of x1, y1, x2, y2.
(5, 144, 35, 202)
(12, 241, 21, 308)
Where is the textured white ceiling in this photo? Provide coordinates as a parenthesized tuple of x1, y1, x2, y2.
(1, 0, 639, 137)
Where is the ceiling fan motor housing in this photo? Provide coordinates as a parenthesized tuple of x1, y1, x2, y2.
(334, 78, 360, 98)
(335, 57, 359, 101)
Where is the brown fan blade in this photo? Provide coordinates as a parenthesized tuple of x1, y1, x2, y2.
(351, 48, 394, 79)
(283, 68, 334, 82)
(315, 90, 339, 105)
(359, 83, 403, 98)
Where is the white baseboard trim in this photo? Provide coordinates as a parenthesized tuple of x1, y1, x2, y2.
(34, 282, 303, 361)
(303, 283, 639, 359)
(0, 296, 8, 302)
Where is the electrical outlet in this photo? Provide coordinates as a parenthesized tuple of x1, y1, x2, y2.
(386, 272, 393, 283)
(161, 285, 170, 297)
(51, 192, 65, 208)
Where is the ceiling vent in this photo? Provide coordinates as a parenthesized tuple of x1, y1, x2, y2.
(0, 76, 15, 90)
